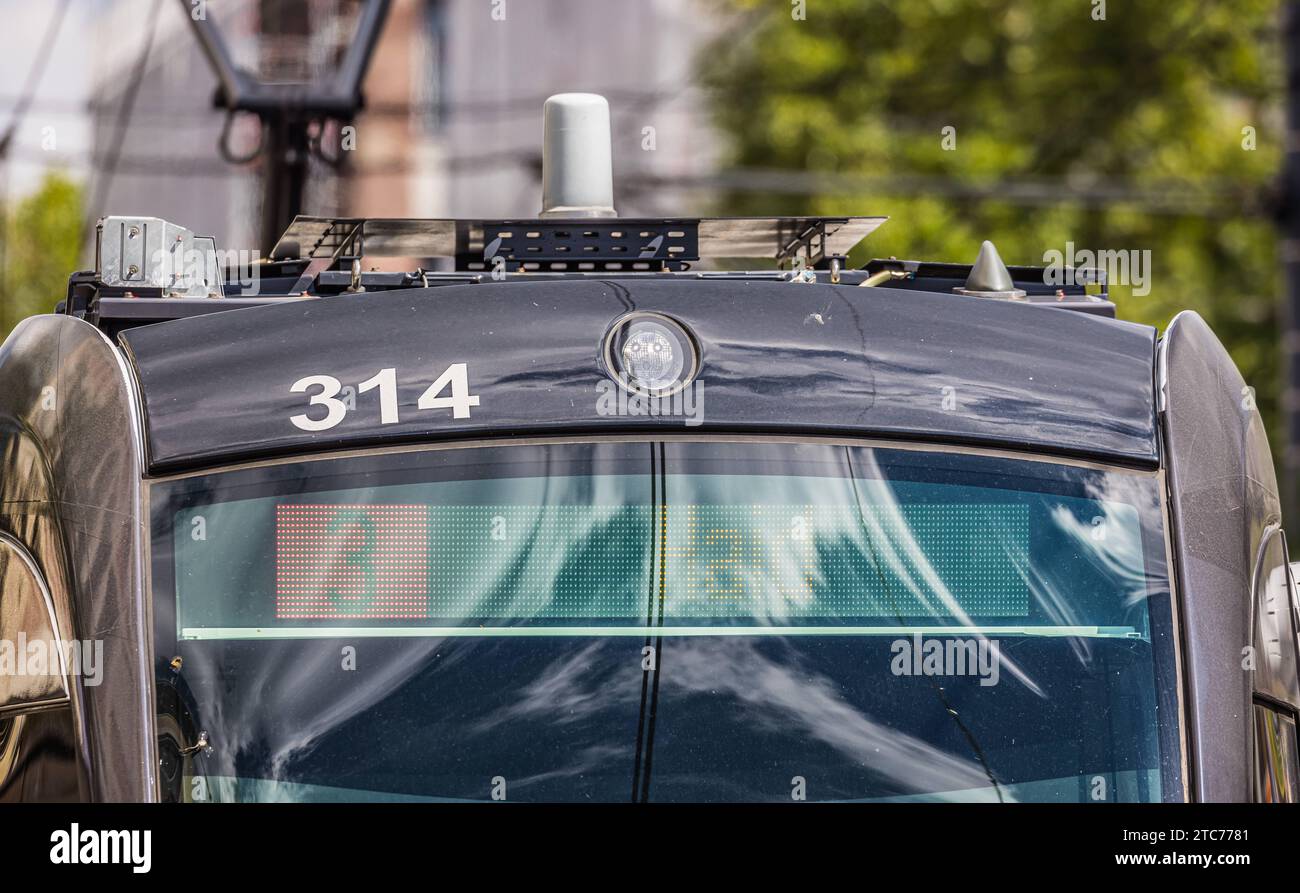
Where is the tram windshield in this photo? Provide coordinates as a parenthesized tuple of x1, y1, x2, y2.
(150, 439, 1182, 802)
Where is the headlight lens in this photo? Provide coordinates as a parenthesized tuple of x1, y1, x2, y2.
(604, 313, 697, 395)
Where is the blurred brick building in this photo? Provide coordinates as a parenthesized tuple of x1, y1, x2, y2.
(87, 0, 720, 257)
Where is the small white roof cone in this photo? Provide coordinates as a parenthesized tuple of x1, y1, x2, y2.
(954, 240, 1027, 299)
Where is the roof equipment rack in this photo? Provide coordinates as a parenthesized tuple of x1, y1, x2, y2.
(270, 214, 887, 273)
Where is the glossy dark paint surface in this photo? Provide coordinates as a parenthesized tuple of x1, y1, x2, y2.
(0, 710, 82, 802)
(119, 280, 1160, 472)
(0, 315, 153, 801)
(0, 286, 1282, 800)
(1160, 311, 1284, 801)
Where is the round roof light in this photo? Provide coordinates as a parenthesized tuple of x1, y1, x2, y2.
(603, 312, 698, 396)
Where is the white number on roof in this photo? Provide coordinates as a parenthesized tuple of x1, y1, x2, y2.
(358, 367, 400, 425)
(289, 364, 480, 431)
(417, 362, 481, 420)
(289, 375, 348, 432)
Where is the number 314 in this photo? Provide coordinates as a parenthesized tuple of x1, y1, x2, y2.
(289, 363, 481, 432)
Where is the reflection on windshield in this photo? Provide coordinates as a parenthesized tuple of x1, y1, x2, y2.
(151, 440, 1181, 802)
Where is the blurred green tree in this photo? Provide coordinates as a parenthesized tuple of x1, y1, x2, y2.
(0, 172, 83, 340)
(701, 0, 1282, 439)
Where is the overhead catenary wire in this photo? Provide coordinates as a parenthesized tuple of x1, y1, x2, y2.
(0, 0, 72, 156)
(2, 0, 1274, 222)
(0, 87, 724, 122)
(0, 0, 73, 336)
(2, 139, 1267, 218)
(81, 0, 166, 246)
(0, 0, 1274, 268)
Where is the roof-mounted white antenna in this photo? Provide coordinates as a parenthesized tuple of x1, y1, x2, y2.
(540, 93, 616, 218)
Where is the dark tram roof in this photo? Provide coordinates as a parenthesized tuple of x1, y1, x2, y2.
(119, 278, 1158, 473)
